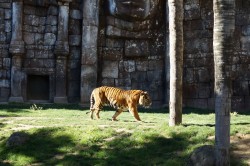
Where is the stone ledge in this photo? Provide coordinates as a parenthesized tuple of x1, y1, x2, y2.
(54, 96, 68, 103)
(9, 96, 24, 103)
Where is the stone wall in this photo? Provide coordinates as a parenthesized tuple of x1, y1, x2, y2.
(232, 0, 250, 110)
(0, 0, 82, 103)
(183, 0, 214, 109)
(23, 2, 57, 101)
(0, 0, 250, 111)
(0, 1, 11, 102)
(97, 0, 165, 107)
(183, 0, 250, 111)
(67, 1, 82, 102)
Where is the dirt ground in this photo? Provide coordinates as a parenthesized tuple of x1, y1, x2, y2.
(231, 134, 250, 165)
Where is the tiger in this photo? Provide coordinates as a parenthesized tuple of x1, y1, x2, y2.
(87, 86, 152, 121)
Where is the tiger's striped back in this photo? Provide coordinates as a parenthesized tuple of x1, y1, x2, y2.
(101, 86, 130, 108)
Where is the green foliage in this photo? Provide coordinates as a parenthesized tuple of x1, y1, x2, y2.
(0, 104, 249, 165)
(30, 104, 43, 111)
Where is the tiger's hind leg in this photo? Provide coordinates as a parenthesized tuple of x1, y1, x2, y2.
(89, 107, 102, 120)
(95, 109, 101, 119)
(89, 92, 103, 120)
(112, 109, 124, 121)
(92, 102, 103, 120)
(89, 108, 95, 120)
(89, 91, 96, 120)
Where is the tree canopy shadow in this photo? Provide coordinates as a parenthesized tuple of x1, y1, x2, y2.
(0, 122, 5, 128)
(134, 107, 215, 115)
(0, 128, 77, 165)
(1, 103, 250, 116)
(0, 103, 84, 113)
(98, 133, 191, 165)
(183, 122, 250, 129)
(183, 123, 215, 127)
(0, 127, 193, 166)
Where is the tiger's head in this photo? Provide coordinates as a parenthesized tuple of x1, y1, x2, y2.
(138, 91, 152, 108)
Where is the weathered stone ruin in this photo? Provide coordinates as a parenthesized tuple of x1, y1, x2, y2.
(0, 0, 250, 110)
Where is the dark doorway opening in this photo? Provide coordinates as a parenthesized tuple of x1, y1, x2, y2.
(27, 75, 50, 101)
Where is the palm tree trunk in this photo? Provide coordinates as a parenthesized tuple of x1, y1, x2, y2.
(213, 0, 235, 165)
(168, 0, 183, 126)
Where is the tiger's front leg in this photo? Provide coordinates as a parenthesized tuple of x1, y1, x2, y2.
(112, 109, 123, 121)
(128, 104, 141, 121)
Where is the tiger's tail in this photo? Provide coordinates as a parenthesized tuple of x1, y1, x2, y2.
(86, 92, 95, 114)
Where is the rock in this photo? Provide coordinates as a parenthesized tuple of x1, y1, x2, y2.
(6, 132, 29, 147)
(189, 145, 215, 166)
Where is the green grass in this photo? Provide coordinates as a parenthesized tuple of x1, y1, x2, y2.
(0, 104, 249, 166)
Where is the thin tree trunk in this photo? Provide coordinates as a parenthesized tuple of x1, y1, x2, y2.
(168, 0, 183, 126)
(213, 0, 235, 165)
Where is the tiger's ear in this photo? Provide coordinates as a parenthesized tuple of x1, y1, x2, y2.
(141, 91, 148, 95)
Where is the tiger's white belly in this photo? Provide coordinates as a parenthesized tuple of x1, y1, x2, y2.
(105, 98, 128, 111)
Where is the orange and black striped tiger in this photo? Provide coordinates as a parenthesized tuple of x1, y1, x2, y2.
(87, 86, 152, 121)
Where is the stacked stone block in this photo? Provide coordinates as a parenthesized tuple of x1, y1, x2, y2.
(80, 0, 99, 105)
(67, 1, 82, 102)
(0, 0, 11, 102)
(23, 4, 56, 72)
(183, 0, 214, 109)
(231, 0, 250, 110)
(22, 2, 57, 102)
(183, 0, 250, 111)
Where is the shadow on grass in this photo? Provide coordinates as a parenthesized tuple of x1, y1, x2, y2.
(93, 106, 250, 117)
(124, 107, 215, 115)
(183, 123, 215, 127)
(231, 122, 250, 125)
(0, 128, 77, 165)
(183, 122, 250, 128)
(1, 103, 250, 116)
(0, 103, 84, 112)
(0, 122, 5, 129)
(0, 127, 193, 166)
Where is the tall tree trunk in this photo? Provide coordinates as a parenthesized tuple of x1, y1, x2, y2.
(168, 0, 183, 126)
(213, 0, 235, 165)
